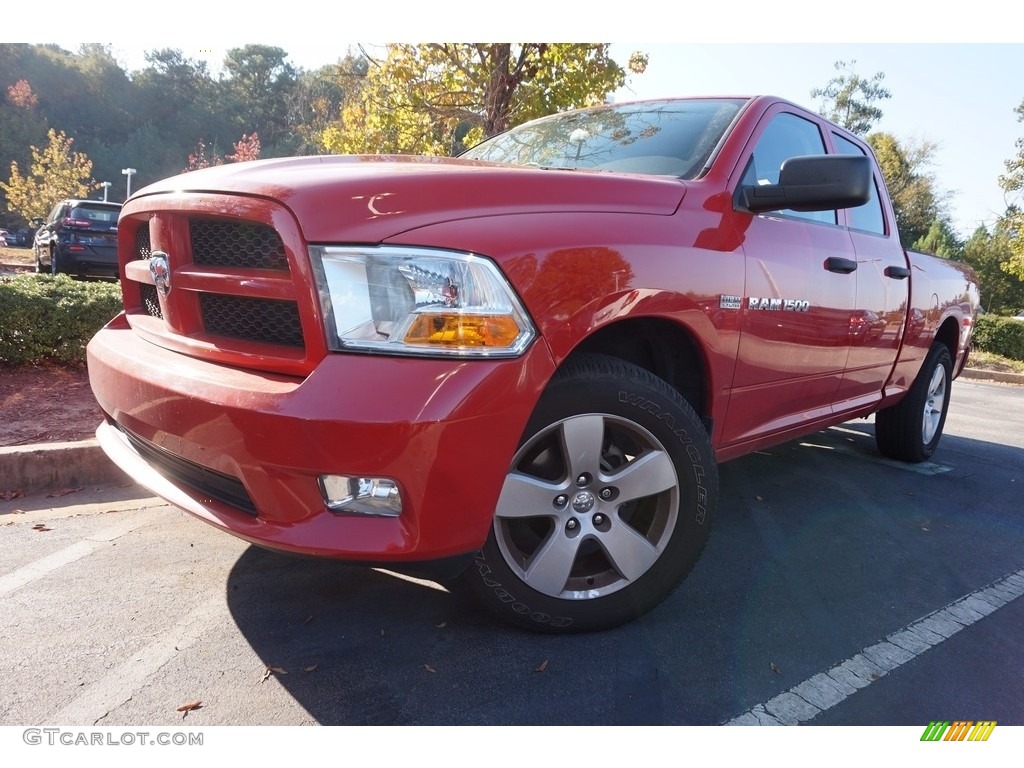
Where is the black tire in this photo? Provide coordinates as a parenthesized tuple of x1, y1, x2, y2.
(462, 354, 717, 633)
(49, 247, 60, 276)
(35, 247, 47, 274)
(875, 343, 953, 463)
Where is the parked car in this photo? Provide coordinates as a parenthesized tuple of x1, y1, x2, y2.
(0, 229, 8, 247)
(88, 95, 979, 632)
(33, 200, 122, 277)
(1012, 312, 1024, 321)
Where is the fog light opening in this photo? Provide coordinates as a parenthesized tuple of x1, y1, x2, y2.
(319, 475, 403, 517)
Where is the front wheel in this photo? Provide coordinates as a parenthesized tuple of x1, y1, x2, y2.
(462, 354, 717, 632)
(875, 343, 953, 462)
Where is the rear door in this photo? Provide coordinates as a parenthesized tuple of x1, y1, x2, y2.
(830, 132, 910, 410)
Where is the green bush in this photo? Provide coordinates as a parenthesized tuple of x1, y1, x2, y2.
(0, 274, 122, 365)
(972, 314, 1024, 362)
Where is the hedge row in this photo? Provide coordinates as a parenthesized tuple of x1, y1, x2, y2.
(0, 274, 122, 365)
(971, 314, 1024, 362)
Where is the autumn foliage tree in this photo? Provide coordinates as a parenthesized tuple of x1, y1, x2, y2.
(322, 44, 647, 156)
(1000, 99, 1024, 281)
(184, 133, 261, 171)
(1, 128, 94, 221)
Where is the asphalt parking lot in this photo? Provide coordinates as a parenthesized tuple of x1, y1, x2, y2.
(1, 378, 1022, 727)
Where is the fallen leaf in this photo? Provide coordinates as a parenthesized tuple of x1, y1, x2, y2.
(176, 701, 203, 713)
(269, 666, 287, 675)
(32, 524, 52, 532)
(47, 487, 83, 498)
(303, 615, 314, 625)
(770, 661, 781, 675)
(533, 659, 549, 673)
(424, 664, 436, 673)
(435, 622, 447, 629)
(1, 489, 24, 501)
(304, 664, 318, 673)
(259, 667, 272, 684)
(12, 509, 25, 514)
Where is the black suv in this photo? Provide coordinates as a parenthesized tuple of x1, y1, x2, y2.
(33, 199, 122, 278)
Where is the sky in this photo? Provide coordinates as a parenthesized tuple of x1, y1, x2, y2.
(16, 2, 1024, 239)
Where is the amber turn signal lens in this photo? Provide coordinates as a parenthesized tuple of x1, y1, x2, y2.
(403, 313, 523, 348)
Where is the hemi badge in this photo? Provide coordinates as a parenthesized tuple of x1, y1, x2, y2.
(719, 295, 742, 310)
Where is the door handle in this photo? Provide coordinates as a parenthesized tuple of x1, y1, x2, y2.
(825, 257, 858, 274)
(884, 265, 911, 279)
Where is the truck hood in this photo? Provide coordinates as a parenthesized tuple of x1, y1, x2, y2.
(132, 155, 687, 242)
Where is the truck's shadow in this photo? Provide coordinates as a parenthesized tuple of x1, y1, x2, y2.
(224, 423, 1024, 725)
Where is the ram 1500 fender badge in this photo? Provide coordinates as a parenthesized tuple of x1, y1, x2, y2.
(149, 252, 171, 296)
(749, 297, 810, 312)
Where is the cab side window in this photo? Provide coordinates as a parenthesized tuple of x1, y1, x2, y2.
(741, 112, 835, 225)
(832, 133, 886, 235)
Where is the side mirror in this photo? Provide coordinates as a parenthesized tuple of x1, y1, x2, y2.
(738, 154, 872, 214)
(31, 217, 43, 227)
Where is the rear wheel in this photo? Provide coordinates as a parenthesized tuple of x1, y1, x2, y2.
(463, 354, 717, 632)
(875, 343, 953, 462)
(49, 247, 60, 276)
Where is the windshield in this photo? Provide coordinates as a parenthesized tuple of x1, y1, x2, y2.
(462, 98, 747, 179)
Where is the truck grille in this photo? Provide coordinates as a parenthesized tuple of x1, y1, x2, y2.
(120, 197, 321, 376)
(189, 219, 288, 271)
(136, 226, 152, 259)
(199, 293, 304, 348)
(140, 283, 162, 318)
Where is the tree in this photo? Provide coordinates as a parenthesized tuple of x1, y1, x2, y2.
(227, 133, 261, 163)
(0, 78, 49, 213)
(184, 133, 260, 172)
(222, 45, 298, 152)
(321, 44, 646, 156)
(999, 99, 1024, 281)
(1, 129, 94, 221)
(962, 223, 1024, 314)
(868, 132, 947, 247)
(912, 218, 961, 260)
(811, 60, 891, 135)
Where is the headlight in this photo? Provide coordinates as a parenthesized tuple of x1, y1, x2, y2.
(310, 246, 535, 357)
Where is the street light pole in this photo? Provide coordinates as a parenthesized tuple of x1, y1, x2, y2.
(100, 181, 111, 202)
(121, 168, 137, 199)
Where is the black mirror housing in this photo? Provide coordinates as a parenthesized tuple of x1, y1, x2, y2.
(739, 154, 872, 214)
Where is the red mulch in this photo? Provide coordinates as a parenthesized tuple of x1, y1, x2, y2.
(0, 363, 104, 446)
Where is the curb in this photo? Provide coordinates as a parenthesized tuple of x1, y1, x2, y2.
(0, 439, 127, 494)
(960, 367, 1024, 385)
(0, 368, 1020, 495)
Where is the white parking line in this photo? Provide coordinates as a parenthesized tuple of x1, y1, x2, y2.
(50, 594, 224, 724)
(725, 568, 1024, 725)
(0, 509, 167, 597)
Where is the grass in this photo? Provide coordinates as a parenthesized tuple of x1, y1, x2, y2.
(968, 349, 1024, 374)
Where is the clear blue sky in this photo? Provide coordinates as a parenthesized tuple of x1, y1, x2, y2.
(29, 3, 1024, 239)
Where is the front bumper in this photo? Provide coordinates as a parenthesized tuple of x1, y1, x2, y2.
(88, 314, 554, 562)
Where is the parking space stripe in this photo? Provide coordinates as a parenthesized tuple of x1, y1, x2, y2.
(725, 568, 1024, 725)
(50, 595, 224, 724)
(0, 509, 167, 597)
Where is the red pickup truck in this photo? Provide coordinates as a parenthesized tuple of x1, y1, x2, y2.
(88, 96, 978, 632)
